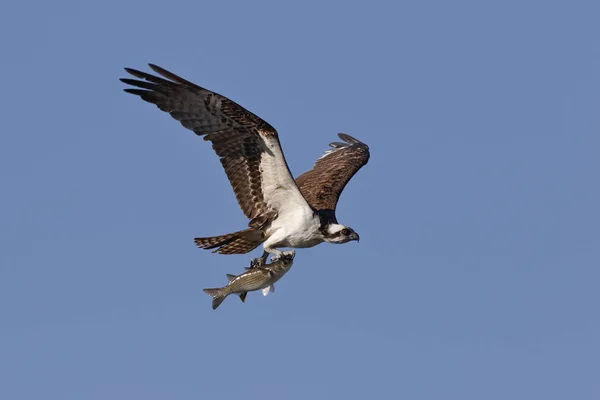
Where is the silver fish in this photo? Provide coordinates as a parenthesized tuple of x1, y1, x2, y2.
(203, 251, 295, 310)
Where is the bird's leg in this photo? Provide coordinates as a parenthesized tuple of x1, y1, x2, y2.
(248, 248, 283, 269)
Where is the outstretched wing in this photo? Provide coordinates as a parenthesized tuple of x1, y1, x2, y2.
(295, 133, 370, 213)
(121, 64, 312, 229)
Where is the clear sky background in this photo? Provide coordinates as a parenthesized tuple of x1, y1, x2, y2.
(1, 1, 599, 399)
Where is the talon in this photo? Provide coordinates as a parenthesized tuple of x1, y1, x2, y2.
(283, 250, 296, 259)
(249, 257, 264, 269)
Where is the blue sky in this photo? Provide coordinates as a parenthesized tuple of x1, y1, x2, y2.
(1, 0, 599, 399)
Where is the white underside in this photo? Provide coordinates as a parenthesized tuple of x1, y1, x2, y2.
(263, 207, 323, 250)
(257, 134, 324, 253)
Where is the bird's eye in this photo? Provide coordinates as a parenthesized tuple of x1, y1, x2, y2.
(341, 229, 349, 235)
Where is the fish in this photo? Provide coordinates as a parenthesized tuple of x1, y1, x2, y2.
(203, 251, 295, 310)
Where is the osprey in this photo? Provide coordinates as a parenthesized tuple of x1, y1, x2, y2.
(121, 64, 369, 266)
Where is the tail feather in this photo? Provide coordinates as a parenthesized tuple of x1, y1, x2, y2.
(194, 228, 264, 255)
(203, 288, 227, 310)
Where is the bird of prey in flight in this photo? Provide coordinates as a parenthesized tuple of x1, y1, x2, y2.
(121, 64, 369, 266)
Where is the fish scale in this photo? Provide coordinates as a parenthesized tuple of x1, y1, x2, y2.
(226, 269, 273, 293)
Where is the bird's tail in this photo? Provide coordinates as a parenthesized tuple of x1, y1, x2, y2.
(203, 288, 228, 310)
(194, 228, 264, 255)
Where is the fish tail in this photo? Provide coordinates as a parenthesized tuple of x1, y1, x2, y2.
(203, 288, 227, 310)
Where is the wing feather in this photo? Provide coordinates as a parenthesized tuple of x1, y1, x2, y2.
(295, 133, 370, 212)
(121, 64, 311, 229)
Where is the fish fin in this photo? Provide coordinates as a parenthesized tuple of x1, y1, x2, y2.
(203, 288, 227, 310)
(262, 286, 271, 296)
(211, 296, 226, 310)
(203, 288, 220, 297)
(226, 274, 237, 282)
(239, 292, 247, 302)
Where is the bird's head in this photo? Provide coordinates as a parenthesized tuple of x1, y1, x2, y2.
(323, 224, 360, 244)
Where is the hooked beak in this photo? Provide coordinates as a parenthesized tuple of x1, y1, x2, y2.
(351, 232, 360, 242)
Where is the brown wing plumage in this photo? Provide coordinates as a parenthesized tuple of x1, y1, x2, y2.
(194, 228, 264, 255)
(121, 64, 284, 229)
(295, 133, 370, 212)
